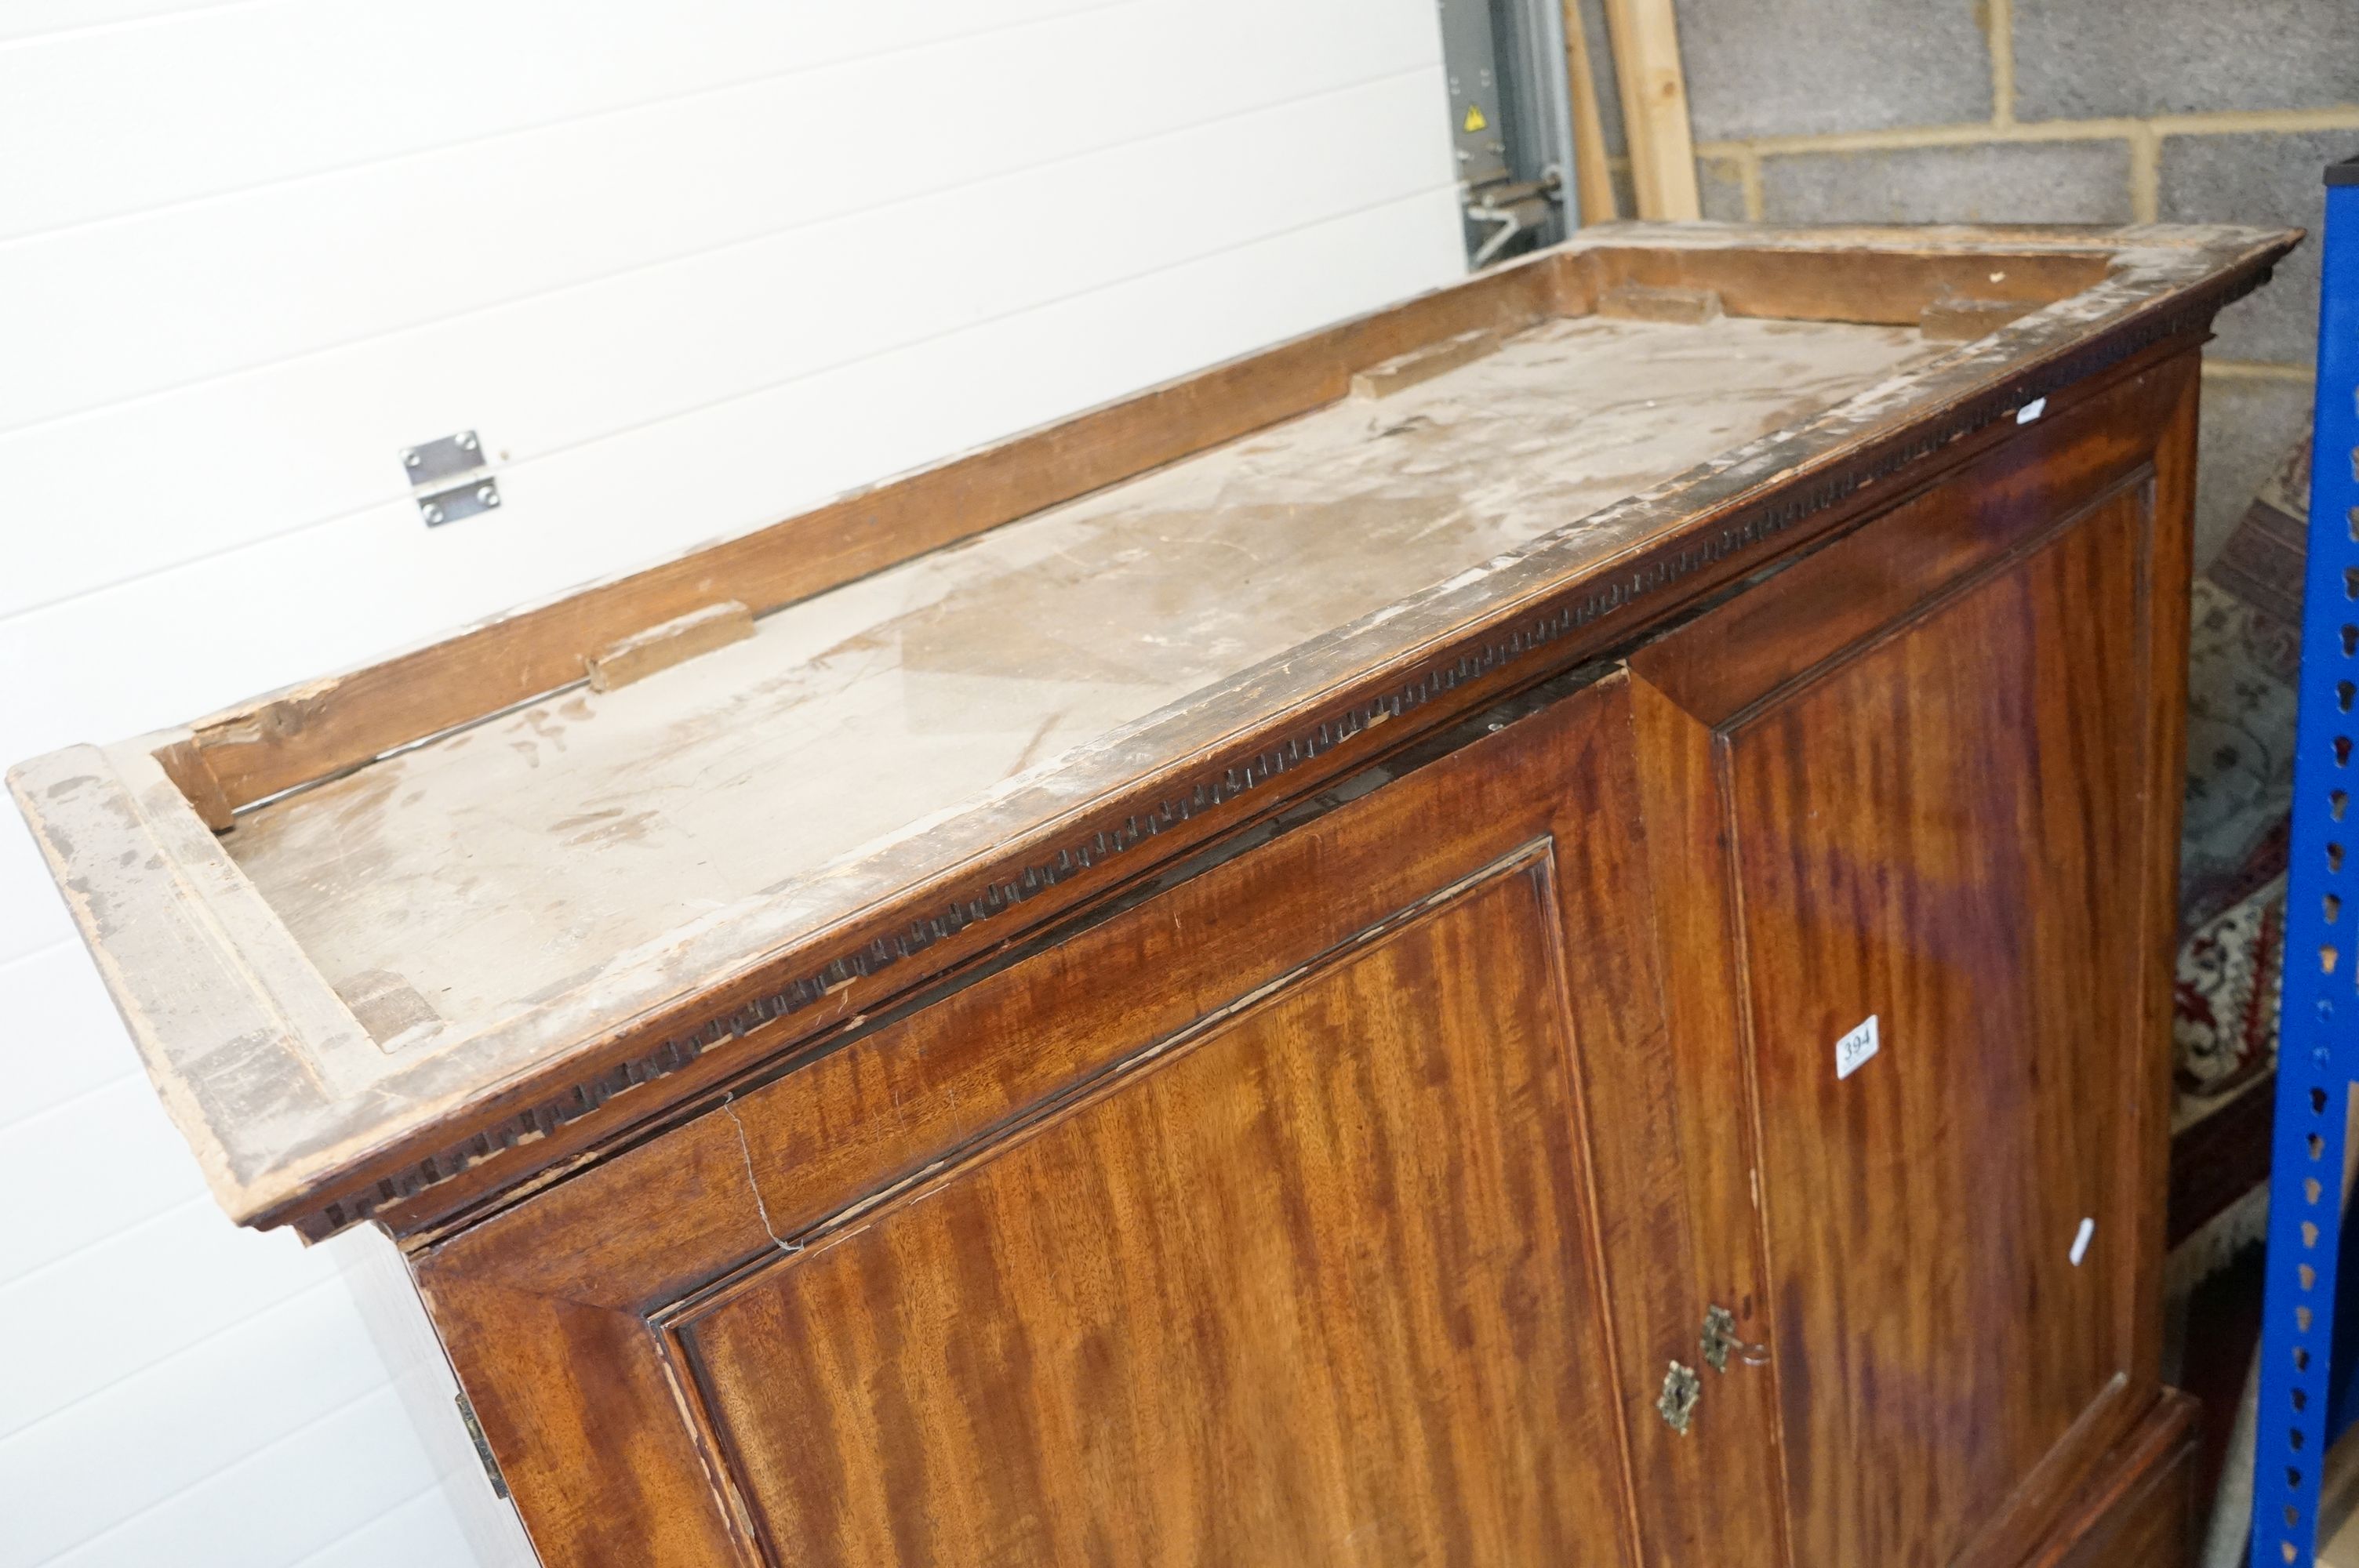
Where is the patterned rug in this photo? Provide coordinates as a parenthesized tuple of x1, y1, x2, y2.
(2175, 435, 2309, 1131)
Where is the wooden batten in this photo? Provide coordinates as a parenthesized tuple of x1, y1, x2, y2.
(1573, 234, 2117, 325)
(1350, 328, 1503, 399)
(151, 730, 236, 832)
(584, 601, 754, 692)
(1596, 282, 1724, 324)
(1601, 0, 1701, 221)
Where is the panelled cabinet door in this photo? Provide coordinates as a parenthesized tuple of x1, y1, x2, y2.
(416, 673, 1726, 1568)
(1627, 366, 2194, 1568)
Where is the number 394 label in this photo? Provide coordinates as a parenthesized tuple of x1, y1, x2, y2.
(1834, 1014, 1881, 1080)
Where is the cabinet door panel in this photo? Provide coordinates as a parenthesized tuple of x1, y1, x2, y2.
(1629, 358, 2191, 1568)
(418, 673, 1697, 1568)
(682, 858, 1619, 1566)
(1727, 478, 2151, 1566)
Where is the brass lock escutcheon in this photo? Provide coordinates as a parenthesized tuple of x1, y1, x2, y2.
(1656, 1361, 1701, 1433)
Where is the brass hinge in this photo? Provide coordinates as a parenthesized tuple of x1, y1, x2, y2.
(1656, 1361, 1701, 1433)
(1702, 1302, 1769, 1373)
(456, 1391, 511, 1499)
(1703, 1304, 1739, 1373)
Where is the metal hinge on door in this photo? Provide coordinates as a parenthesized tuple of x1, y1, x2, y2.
(1702, 1304, 1739, 1373)
(402, 430, 503, 527)
(1702, 1301, 1770, 1374)
(1663, 1304, 1769, 1433)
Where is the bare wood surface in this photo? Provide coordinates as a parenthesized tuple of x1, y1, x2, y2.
(151, 731, 235, 833)
(226, 314, 1934, 1051)
(583, 601, 752, 692)
(185, 253, 1572, 814)
(1923, 296, 2042, 340)
(351, 337, 2232, 1256)
(5, 742, 387, 1207)
(1601, 0, 1700, 220)
(2, 226, 2296, 1234)
(168, 227, 2230, 817)
(1578, 234, 2109, 325)
(1597, 282, 1722, 323)
(1348, 326, 1501, 397)
(172, 228, 2239, 818)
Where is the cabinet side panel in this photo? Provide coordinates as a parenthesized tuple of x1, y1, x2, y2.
(677, 860, 1634, 1567)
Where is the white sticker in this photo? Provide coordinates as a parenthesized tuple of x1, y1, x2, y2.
(2070, 1218, 2095, 1266)
(2015, 397, 2047, 425)
(1834, 1014, 1881, 1080)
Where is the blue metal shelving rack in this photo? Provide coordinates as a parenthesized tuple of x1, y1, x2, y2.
(2252, 154, 2359, 1568)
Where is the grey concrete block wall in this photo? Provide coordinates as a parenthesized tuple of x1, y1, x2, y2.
(1756, 140, 2135, 225)
(2014, 0, 2359, 122)
(1696, 155, 1746, 221)
(1640, 0, 2350, 575)
(2194, 376, 2316, 568)
(1677, 0, 1992, 140)
(2161, 129, 2350, 363)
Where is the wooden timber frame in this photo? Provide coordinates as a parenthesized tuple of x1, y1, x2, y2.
(8, 223, 2298, 1252)
(1601, 0, 1703, 221)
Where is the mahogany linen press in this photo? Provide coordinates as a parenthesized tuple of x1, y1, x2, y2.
(11, 223, 2299, 1566)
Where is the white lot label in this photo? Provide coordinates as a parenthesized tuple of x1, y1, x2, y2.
(1834, 1014, 1881, 1080)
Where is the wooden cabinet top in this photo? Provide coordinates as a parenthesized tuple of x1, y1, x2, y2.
(8, 222, 2295, 1241)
